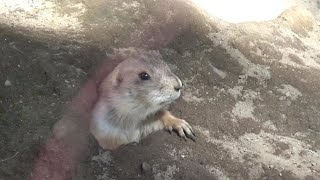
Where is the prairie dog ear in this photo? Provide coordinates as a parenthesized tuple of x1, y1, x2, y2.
(109, 68, 122, 88)
(115, 72, 123, 86)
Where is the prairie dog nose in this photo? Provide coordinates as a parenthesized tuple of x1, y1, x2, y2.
(173, 76, 183, 92)
(174, 85, 182, 92)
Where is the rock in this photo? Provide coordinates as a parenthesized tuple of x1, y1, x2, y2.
(141, 162, 151, 173)
(4, 80, 11, 86)
(280, 6, 316, 37)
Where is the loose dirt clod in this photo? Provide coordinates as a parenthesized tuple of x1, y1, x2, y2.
(141, 162, 152, 173)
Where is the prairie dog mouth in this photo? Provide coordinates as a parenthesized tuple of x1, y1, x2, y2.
(158, 94, 180, 105)
(159, 100, 172, 105)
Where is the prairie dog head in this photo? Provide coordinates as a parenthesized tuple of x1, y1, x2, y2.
(102, 48, 183, 118)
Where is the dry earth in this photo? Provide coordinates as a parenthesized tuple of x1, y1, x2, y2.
(0, 0, 320, 180)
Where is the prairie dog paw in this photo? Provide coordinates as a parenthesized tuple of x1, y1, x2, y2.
(165, 118, 196, 142)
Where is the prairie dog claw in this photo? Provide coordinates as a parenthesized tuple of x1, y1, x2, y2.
(160, 110, 195, 142)
(166, 118, 195, 142)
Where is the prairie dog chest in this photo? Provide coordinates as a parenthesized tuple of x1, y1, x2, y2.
(90, 102, 144, 142)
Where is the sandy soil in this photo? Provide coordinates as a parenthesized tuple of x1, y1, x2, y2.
(0, 0, 320, 180)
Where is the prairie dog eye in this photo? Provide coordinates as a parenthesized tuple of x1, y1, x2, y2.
(139, 72, 150, 80)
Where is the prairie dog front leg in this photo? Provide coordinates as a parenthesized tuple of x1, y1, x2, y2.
(159, 110, 196, 141)
(140, 110, 195, 141)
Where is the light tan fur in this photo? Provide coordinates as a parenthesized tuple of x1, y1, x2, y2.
(90, 48, 195, 150)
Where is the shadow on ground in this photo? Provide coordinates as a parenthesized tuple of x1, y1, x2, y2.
(0, 0, 320, 180)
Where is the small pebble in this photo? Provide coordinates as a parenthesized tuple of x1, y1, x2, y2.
(4, 80, 11, 86)
(141, 162, 151, 173)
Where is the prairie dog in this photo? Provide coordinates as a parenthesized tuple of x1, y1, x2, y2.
(90, 48, 195, 150)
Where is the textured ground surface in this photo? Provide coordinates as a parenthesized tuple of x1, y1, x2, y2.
(0, 0, 320, 180)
